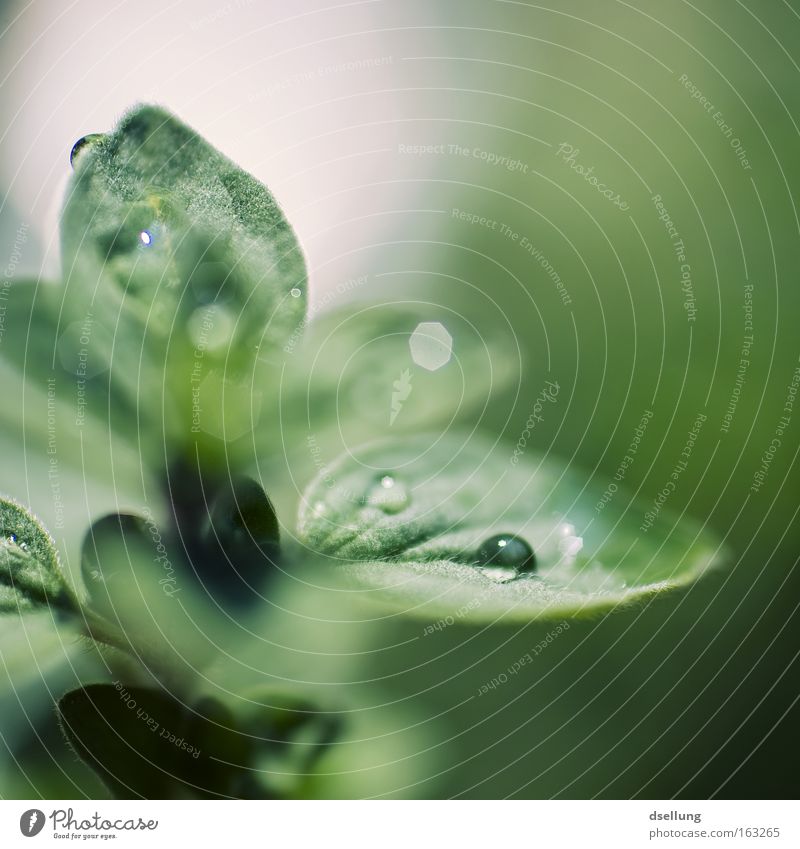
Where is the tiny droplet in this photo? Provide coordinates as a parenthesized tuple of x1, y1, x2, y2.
(476, 534, 536, 581)
(366, 474, 409, 514)
(69, 133, 104, 167)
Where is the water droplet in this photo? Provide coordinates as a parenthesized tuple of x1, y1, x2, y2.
(366, 474, 409, 514)
(476, 534, 536, 581)
(139, 230, 153, 246)
(70, 133, 104, 167)
(290, 287, 302, 298)
(188, 304, 236, 352)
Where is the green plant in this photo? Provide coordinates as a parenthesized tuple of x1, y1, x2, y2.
(0, 105, 728, 799)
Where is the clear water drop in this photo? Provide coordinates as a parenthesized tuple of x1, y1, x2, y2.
(476, 534, 536, 581)
(366, 474, 410, 514)
(290, 287, 302, 298)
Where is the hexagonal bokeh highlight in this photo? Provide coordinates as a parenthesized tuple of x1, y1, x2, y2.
(409, 322, 453, 371)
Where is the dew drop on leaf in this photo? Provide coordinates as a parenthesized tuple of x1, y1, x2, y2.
(476, 534, 536, 582)
(69, 133, 104, 167)
(366, 474, 409, 514)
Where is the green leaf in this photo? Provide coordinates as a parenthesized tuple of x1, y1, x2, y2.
(296, 433, 729, 622)
(58, 684, 240, 799)
(80, 512, 164, 622)
(0, 497, 74, 613)
(51, 104, 307, 455)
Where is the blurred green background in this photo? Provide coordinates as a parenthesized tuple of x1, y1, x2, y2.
(0, 0, 798, 799)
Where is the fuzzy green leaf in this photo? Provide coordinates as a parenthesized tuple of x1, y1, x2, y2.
(0, 497, 73, 613)
(296, 433, 729, 622)
(58, 684, 205, 799)
(16, 104, 309, 456)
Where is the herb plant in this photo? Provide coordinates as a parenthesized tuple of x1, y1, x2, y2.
(0, 105, 728, 799)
